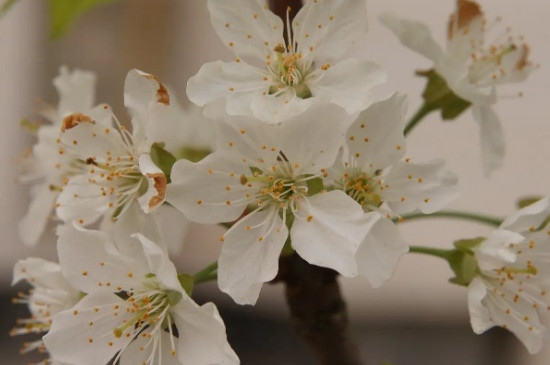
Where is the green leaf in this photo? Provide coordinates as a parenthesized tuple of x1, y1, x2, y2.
(1, 0, 19, 17)
(150, 142, 177, 183)
(177, 273, 194, 297)
(517, 196, 544, 209)
(48, 0, 118, 39)
(416, 69, 471, 121)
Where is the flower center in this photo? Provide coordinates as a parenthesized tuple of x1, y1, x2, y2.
(268, 45, 312, 98)
(338, 168, 383, 211)
(113, 274, 182, 340)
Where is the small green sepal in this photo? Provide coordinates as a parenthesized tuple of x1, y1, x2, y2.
(517, 196, 544, 209)
(177, 273, 194, 297)
(447, 250, 478, 286)
(453, 237, 484, 253)
(416, 69, 471, 121)
(150, 142, 177, 183)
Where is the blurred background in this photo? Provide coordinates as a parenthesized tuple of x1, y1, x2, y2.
(1, 0, 549, 364)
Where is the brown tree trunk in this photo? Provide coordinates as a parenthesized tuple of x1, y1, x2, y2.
(275, 254, 363, 365)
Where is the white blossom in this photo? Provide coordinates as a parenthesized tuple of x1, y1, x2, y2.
(44, 223, 239, 365)
(11, 258, 81, 365)
(187, 0, 386, 123)
(54, 69, 173, 226)
(167, 103, 368, 304)
(468, 197, 550, 354)
(325, 94, 459, 287)
(19, 66, 99, 246)
(381, 0, 532, 175)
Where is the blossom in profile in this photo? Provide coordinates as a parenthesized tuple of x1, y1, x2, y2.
(187, 0, 386, 123)
(381, 0, 532, 175)
(468, 197, 550, 354)
(11, 257, 81, 365)
(19, 66, 100, 246)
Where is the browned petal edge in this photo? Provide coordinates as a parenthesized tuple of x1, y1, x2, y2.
(516, 44, 530, 71)
(448, 0, 482, 40)
(146, 172, 167, 209)
(144, 74, 170, 105)
(61, 113, 95, 132)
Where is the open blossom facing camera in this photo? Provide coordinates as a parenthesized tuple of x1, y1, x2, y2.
(54, 70, 171, 226)
(381, 0, 532, 175)
(44, 224, 239, 365)
(11, 257, 81, 365)
(187, 0, 386, 123)
(167, 104, 368, 304)
(326, 94, 459, 287)
(19, 66, 98, 246)
(468, 198, 550, 354)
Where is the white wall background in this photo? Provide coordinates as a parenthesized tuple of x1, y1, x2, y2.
(1, 0, 549, 364)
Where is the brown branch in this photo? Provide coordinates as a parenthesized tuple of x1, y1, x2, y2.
(269, 0, 302, 43)
(274, 254, 362, 365)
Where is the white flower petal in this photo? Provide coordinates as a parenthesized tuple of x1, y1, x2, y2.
(172, 300, 239, 365)
(355, 213, 408, 288)
(57, 223, 147, 293)
(43, 292, 134, 365)
(137, 154, 166, 213)
(500, 197, 550, 233)
(119, 330, 182, 365)
(471, 105, 505, 176)
(54, 66, 97, 118)
(272, 102, 350, 174)
(383, 159, 459, 215)
(12, 258, 72, 293)
(476, 229, 524, 271)
(467, 277, 494, 334)
(291, 191, 366, 277)
(249, 88, 315, 124)
(56, 175, 111, 226)
(19, 183, 57, 246)
(218, 208, 288, 305)
(346, 93, 407, 169)
(309, 59, 386, 114)
(187, 60, 269, 112)
(293, 0, 367, 63)
(131, 233, 182, 293)
(167, 152, 252, 224)
(380, 13, 445, 63)
(207, 0, 283, 63)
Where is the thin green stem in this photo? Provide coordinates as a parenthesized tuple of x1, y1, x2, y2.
(404, 103, 436, 136)
(193, 262, 218, 284)
(396, 210, 503, 227)
(409, 245, 453, 260)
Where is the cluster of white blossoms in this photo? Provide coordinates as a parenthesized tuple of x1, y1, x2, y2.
(12, 0, 545, 363)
